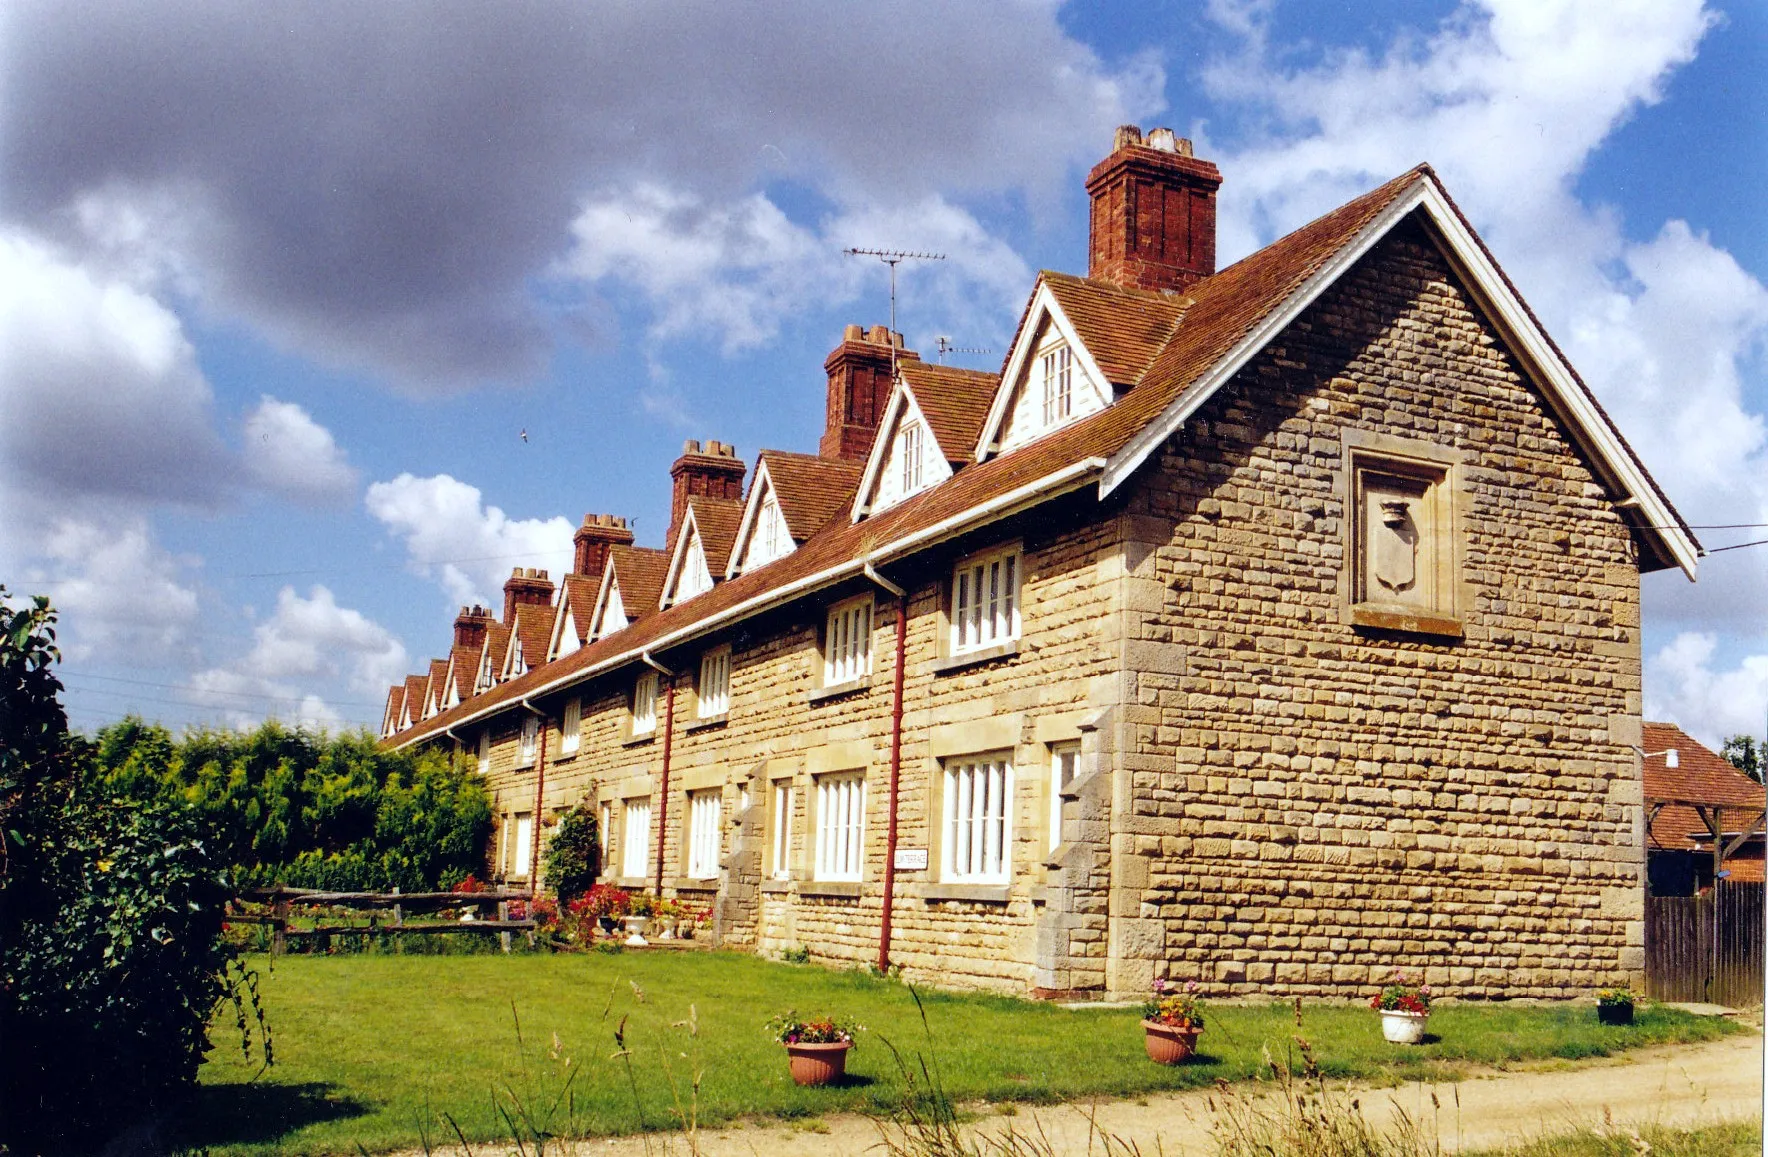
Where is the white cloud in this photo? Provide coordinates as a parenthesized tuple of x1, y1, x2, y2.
(0, 228, 232, 509)
(186, 585, 409, 732)
(28, 515, 201, 665)
(243, 395, 360, 504)
(562, 186, 1032, 356)
(1646, 633, 1768, 749)
(365, 473, 574, 609)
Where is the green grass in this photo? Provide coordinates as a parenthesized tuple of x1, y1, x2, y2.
(1468, 1121, 1763, 1157)
(183, 953, 1738, 1155)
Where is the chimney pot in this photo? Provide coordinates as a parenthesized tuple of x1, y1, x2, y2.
(1147, 127, 1176, 153)
(844, 323, 864, 341)
(1114, 124, 1143, 150)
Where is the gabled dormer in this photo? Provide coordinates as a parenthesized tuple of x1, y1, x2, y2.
(728, 458, 793, 577)
(590, 563, 629, 640)
(421, 658, 448, 719)
(974, 285, 1116, 460)
(382, 684, 406, 738)
(476, 622, 511, 694)
(590, 544, 669, 641)
(502, 603, 549, 680)
(852, 362, 998, 520)
(661, 496, 744, 609)
(401, 674, 426, 729)
(549, 572, 598, 661)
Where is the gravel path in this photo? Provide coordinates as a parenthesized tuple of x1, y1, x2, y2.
(403, 1027, 1764, 1156)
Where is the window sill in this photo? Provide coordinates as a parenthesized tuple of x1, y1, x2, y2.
(554, 749, 580, 762)
(622, 731, 656, 747)
(931, 639, 1019, 675)
(808, 677, 871, 705)
(1350, 606, 1463, 639)
(685, 712, 728, 733)
(613, 876, 650, 890)
(670, 878, 719, 893)
(921, 883, 1011, 904)
(761, 879, 792, 895)
(796, 880, 862, 899)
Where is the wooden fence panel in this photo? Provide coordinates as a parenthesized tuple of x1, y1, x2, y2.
(1645, 882, 1764, 1007)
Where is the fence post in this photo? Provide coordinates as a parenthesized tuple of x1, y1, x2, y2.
(392, 885, 402, 929)
(272, 896, 289, 957)
(498, 899, 511, 954)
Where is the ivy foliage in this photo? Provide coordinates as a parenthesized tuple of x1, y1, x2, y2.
(542, 802, 602, 902)
(0, 589, 269, 1151)
(93, 717, 493, 892)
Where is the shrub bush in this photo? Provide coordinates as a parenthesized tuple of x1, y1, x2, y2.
(542, 802, 601, 901)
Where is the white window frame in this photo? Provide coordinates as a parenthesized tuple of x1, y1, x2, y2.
(687, 789, 722, 880)
(759, 494, 783, 560)
(823, 596, 873, 687)
(1048, 743, 1079, 853)
(477, 731, 491, 776)
(942, 755, 1012, 884)
(950, 545, 1021, 655)
(598, 800, 612, 876)
(1040, 343, 1072, 427)
(698, 646, 730, 718)
(621, 798, 652, 880)
(770, 782, 795, 880)
(632, 671, 658, 736)
(898, 420, 924, 493)
(561, 696, 581, 755)
(518, 715, 539, 767)
(814, 772, 865, 882)
(511, 812, 534, 879)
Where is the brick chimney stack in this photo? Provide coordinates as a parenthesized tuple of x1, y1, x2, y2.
(668, 440, 746, 547)
(819, 324, 919, 462)
(452, 604, 493, 650)
(572, 514, 634, 579)
(501, 567, 554, 626)
(1086, 125, 1222, 293)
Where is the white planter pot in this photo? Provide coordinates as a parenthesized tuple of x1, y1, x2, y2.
(1379, 1009, 1429, 1044)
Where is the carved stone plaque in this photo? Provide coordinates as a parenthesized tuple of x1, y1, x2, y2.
(1361, 472, 1431, 608)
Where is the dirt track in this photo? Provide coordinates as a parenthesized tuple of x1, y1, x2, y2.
(540, 1026, 1764, 1156)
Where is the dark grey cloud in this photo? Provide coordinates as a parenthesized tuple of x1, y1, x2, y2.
(1, 2, 1159, 389)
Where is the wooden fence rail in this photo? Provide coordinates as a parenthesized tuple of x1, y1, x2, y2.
(1645, 881, 1764, 1007)
(231, 885, 537, 955)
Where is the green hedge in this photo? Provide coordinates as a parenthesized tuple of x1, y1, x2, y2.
(94, 717, 492, 893)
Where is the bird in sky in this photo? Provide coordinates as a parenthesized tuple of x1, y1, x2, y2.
(519, 429, 528, 443)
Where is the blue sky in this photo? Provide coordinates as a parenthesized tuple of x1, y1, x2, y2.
(2, 1, 1763, 746)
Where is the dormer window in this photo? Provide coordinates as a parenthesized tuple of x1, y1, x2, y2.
(1040, 345, 1072, 426)
(898, 421, 924, 493)
(759, 495, 783, 559)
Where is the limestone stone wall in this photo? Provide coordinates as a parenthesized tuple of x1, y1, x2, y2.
(1111, 219, 1645, 999)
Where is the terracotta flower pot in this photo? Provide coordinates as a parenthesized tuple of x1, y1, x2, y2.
(1142, 1019, 1202, 1064)
(1598, 1002, 1634, 1026)
(1379, 1009, 1429, 1044)
(784, 1039, 852, 1086)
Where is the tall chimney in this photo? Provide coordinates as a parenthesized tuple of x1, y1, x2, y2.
(572, 514, 634, 579)
(502, 567, 554, 626)
(1085, 125, 1222, 293)
(668, 440, 746, 547)
(819, 325, 919, 461)
(452, 604, 493, 650)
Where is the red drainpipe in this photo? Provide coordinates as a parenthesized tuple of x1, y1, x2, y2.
(654, 676, 676, 897)
(878, 593, 908, 973)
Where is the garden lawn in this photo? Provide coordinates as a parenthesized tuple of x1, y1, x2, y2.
(184, 952, 1736, 1156)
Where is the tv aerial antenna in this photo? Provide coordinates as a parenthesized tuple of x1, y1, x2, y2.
(934, 337, 993, 364)
(843, 247, 944, 375)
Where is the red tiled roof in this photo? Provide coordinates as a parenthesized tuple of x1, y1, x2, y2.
(1041, 271, 1189, 388)
(478, 623, 512, 690)
(446, 645, 478, 701)
(899, 362, 999, 464)
(607, 544, 669, 625)
(555, 573, 598, 651)
(508, 604, 552, 676)
(759, 450, 864, 541)
(1643, 722, 1766, 860)
(689, 496, 746, 577)
(383, 684, 405, 731)
(424, 658, 449, 713)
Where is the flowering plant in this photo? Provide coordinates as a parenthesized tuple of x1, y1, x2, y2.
(767, 1011, 860, 1046)
(521, 897, 559, 931)
(628, 892, 655, 917)
(576, 884, 631, 922)
(1142, 979, 1204, 1029)
(1369, 972, 1431, 1014)
(452, 874, 486, 894)
(1596, 985, 1634, 1008)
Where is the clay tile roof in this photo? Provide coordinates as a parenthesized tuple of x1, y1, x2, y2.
(480, 623, 512, 685)
(402, 674, 427, 716)
(383, 684, 405, 729)
(1040, 271, 1189, 388)
(1643, 722, 1766, 861)
(556, 573, 598, 648)
(389, 166, 1441, 749)
(758, 450, 864, 541)
(608, 544, 670, 622)
(688, 496, 746, 576)
(447, 645, 479, 697)
(424, 658, 449, 710)
(510, 604, 551, 675)
(898, 362, 999, 463)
